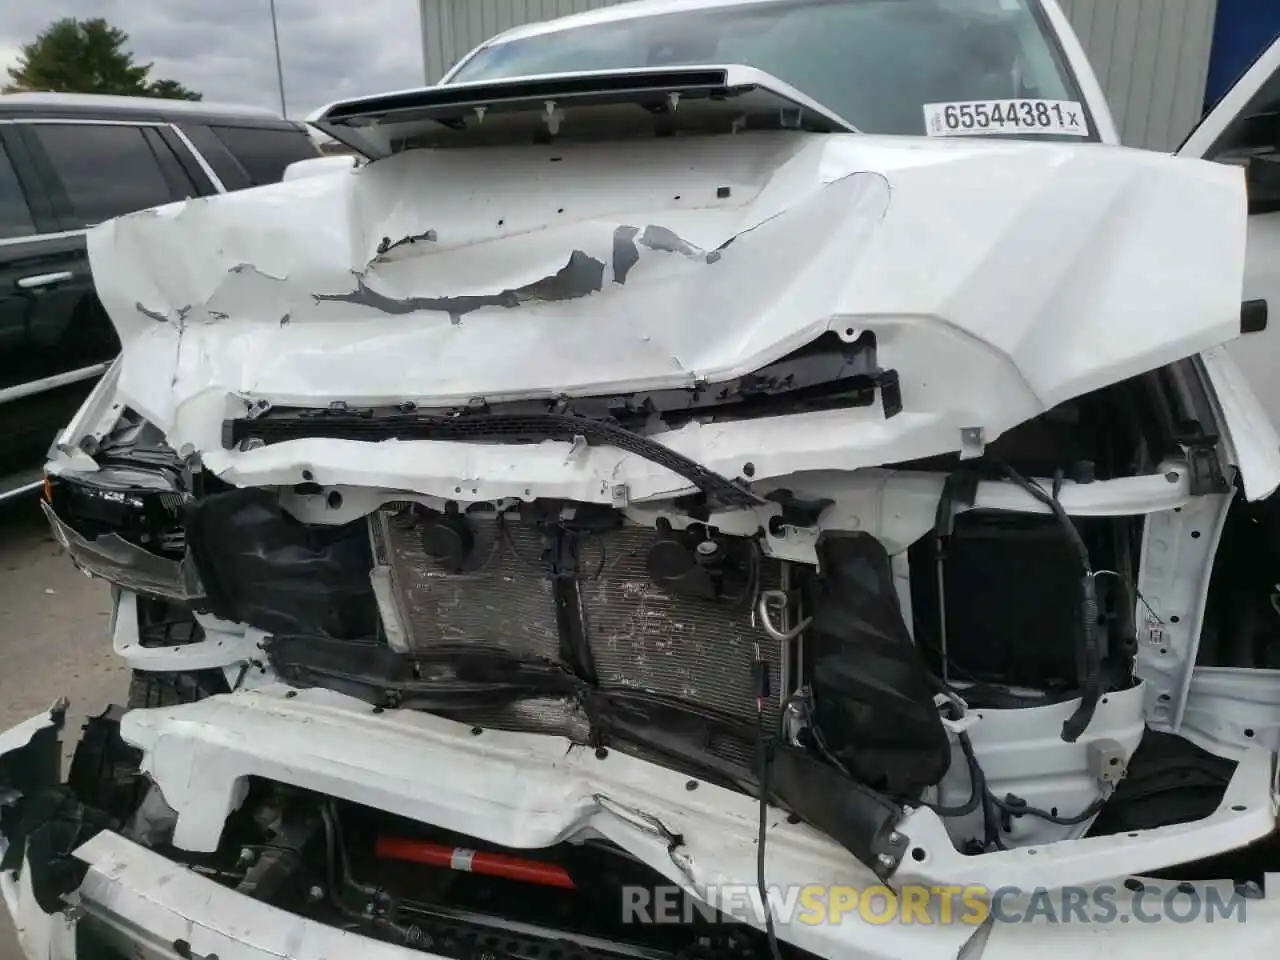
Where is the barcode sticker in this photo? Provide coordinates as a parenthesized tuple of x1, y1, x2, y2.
(923, 99, 1089, 137)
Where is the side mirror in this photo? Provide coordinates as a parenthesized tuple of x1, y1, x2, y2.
(282, 155, 360, 182)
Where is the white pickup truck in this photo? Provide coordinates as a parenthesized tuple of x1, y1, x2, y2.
(4, 2, 1280, 959)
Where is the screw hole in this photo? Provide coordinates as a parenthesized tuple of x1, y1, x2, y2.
(327, 490, 343, 510)
(1191, 530, 1202, 539)
(1245, 728, 1256, 738)
(1159, 647, 1168, 655)
(1124, 877, 1144, 891)
(1231, 804, 1247, 812)
(911, 847, 927, 862)
(1158, 693, 1172, 702)
(1170, 615, 1181, 623)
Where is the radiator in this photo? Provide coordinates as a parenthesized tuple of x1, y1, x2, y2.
(370, 509, 783, 739)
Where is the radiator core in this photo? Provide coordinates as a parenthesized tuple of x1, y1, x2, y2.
(371, 509, 783, 737)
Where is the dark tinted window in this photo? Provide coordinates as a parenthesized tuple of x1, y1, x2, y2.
(209, 125, 319, 187)
(141, 127, 199, 198)
(0, 145, 36, 240)
(31, 123, 175, 227)
(179, 124, 251, 191)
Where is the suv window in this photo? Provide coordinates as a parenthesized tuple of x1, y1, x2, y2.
(209, 125, 319, 187)
(0, 144, 36, 240)
(450, 0, 1091, 140)
(29, 123, 177, 227)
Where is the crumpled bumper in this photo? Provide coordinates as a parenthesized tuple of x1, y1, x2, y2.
(0, 703, 435, 960)
(3, 695, 1280, 960)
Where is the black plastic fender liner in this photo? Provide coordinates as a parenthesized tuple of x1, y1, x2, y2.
(184, 489, 379, 640)
(805, 532, 952, 799)
(265, 634, 585, 709)
(768, 743, 909, 881)
(1, 708, 142, 914)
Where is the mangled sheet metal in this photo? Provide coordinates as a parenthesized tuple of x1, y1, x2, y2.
(86, 129, 1246, 492)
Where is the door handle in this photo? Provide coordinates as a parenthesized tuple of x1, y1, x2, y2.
(16, 271, 74, 290)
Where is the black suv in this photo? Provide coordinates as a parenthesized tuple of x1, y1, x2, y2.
(0, 93, 320, 499)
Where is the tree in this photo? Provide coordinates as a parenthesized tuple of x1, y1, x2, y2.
(4, 18, 202, 100)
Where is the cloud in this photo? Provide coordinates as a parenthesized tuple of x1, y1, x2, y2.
(0, 0, 425, 119)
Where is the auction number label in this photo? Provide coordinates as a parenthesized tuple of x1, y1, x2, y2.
(922, 100, 1089, 137)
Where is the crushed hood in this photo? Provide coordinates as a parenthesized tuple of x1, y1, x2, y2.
(87, 127, 1248, 476)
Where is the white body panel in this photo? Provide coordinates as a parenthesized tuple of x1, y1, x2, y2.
(89, 131, 1247, 490)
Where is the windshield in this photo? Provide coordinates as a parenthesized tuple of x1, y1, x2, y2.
(448, 0, 1093, 140)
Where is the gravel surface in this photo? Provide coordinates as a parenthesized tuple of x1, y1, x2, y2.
(0, 495, 123, 959)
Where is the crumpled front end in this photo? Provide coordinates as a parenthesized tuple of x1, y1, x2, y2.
(14, 82, 1280, 960)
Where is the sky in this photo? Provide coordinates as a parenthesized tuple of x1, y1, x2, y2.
(0, 0, 425, 120)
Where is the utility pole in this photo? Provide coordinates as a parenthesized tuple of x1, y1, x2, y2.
(269, 0, 287, 117)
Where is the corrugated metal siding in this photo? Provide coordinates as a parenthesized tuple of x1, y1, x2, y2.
(420, 0, 1219, 152)
(1059, 0, 1218, 150)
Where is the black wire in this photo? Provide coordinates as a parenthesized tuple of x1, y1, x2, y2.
(920, 731, 982, 817)
(719, 539, 761, 609)
(988, 791, 1105, 826)
(580, 530, 609, 581)
(996, 461, 1101, 743)
(998, 462, 1091, 573)
(497, 512, 547, 570)
(755, 698, 791, 960)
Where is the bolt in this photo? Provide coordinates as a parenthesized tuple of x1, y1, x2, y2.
(237, 847, 256, 866)
(685, 780, 699, 791)
(877, 853, 897, 869)
(308, 885, 324, 902)
(595, 746, 609, 760)
(889, 832, 903, 845)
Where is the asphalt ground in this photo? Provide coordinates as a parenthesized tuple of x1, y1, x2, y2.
(0, 494, 122, 958)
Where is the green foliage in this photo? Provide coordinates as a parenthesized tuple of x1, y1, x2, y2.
(4, 18, 202, 101)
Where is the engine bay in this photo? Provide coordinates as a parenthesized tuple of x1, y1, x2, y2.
(10, 351, 1280, 959)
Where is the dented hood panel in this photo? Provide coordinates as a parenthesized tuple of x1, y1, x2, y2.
(88, 131, 1248, 466)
